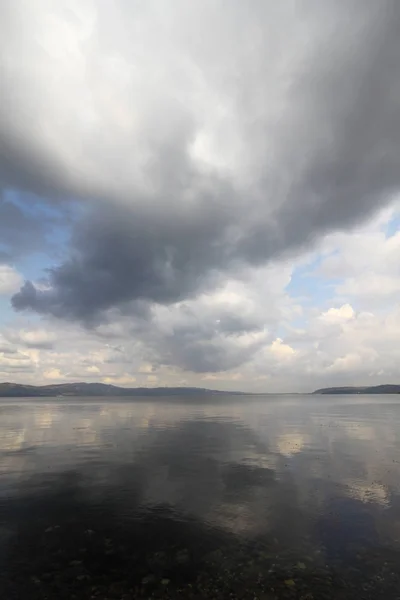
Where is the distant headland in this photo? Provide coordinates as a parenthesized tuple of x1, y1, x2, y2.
(312, 384, 400, 394)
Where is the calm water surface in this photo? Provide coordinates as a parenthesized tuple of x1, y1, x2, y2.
(1, 394, 400, 599)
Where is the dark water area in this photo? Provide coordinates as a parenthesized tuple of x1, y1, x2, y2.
(1, 395, 400, 599)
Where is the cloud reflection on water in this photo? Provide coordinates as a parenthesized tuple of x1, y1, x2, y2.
(0, 395, 400, 549)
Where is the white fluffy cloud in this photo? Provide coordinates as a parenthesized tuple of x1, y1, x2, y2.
(316, 203, 400, 308)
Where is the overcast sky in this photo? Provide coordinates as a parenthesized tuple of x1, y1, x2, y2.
(0, 0, 399, 392)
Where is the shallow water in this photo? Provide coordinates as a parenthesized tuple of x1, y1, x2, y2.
(1, 394, 400, 598)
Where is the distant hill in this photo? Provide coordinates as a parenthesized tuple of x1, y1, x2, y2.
(313, 384, 400, 395)
(0, 382, 243, 398)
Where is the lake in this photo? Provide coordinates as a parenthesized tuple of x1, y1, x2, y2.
(1, 394, 400, 599)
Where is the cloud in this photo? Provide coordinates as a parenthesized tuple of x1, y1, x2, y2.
(112, 263, 297, 373)
(326, 352, 372, 374)
(2, 262, 400, 390)
(315, 208, 400, 307)
(0, 1, 400, 387)
(0, 264, 22, 295)
(4, 327, 56, 349)
(268, 338, 296, 362)
(319, 304, 355, 325)
(284, 303, 400, 388)
(0, 194, 51, 259)
(0, 346, 37, 376)
(43, 368, 63, 381)
(4, 0, 400, 326)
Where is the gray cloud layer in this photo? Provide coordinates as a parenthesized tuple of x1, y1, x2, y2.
(0, 194, 47, 259)
(2, 1, 400, 371)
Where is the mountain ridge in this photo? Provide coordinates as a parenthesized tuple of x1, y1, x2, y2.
(0, 381, 245, 397)
(1, 382, 399, 397)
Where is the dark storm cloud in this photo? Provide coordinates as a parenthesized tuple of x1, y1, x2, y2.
(236, 2, 400, 262)
(12, 194, 235, 321)
(4, 1, 400, 335)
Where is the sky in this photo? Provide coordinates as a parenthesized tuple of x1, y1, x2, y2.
(0, 0, 399, 393)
